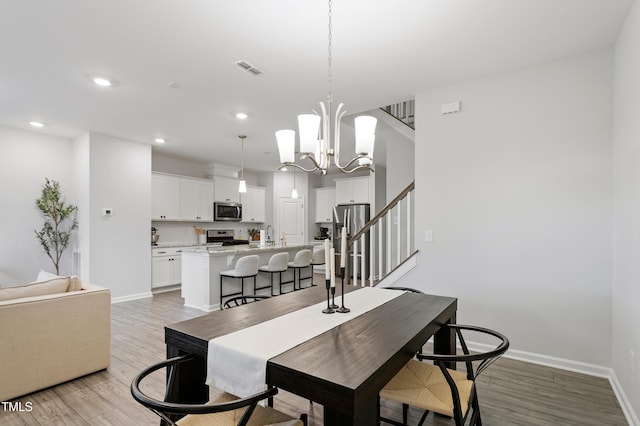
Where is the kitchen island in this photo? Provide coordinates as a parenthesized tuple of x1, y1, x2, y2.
(181, 244, 314, 312)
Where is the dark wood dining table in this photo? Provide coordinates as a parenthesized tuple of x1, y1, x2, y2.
(164, 285, 457, 426)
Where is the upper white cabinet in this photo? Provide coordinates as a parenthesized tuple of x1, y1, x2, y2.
(315, 187, 335, 223)
(241, 186, 266, 223)
(335, 176, 370, 204)
(152, 174, 181, 220)
(152, 172, 214, 222)
(180, 178, 214, 222)
(214, 177, 240, 203)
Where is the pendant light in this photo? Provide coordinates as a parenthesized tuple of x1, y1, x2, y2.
(238, 135, 247, 193)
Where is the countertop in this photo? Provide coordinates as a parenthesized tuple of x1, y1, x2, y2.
(152, 242, 208, 249)
(182, 243, 313, 257)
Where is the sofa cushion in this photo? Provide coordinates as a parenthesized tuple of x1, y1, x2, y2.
(0, 277, 71, 302)
(35, 270, 82, 292)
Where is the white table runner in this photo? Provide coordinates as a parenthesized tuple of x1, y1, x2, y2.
(206, 287, 403, 397)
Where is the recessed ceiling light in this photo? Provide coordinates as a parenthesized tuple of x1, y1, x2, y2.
(236, 112, 248, 120)
(29, 121, 44, 128)
(154, 138, 166, 144)
(93, 77, 112, 87)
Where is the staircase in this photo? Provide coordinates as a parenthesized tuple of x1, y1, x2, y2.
(382, 100, 415, 129)
(345, 180, 417, 287)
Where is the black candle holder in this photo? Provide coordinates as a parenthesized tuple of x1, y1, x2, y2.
(336, 267, 350, 313)
(322, 279, 335, 314)
(330, 286, 339, 309)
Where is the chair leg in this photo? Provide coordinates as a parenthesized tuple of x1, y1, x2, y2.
(417, 410, 429, 426)
(471, 391, 482, 426)
(270, 272, 274, 296)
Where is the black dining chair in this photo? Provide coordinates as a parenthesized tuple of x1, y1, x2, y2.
(222, 295, 270, 309)
(379, 324, 509, 426)
(131, 354, 307, 426)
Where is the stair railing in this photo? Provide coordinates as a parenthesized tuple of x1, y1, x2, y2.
(346, 180, 416, 286)
(382, 100, 415, 129)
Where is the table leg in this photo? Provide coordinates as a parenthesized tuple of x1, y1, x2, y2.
(324, 397, 378, 426)
(164, 345, 208, 411)
(433, 312, 457, 370)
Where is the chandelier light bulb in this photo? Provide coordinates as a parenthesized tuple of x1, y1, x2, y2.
(276, 129, 296, 164)
(354, 116, 377, 155)
(298, 114, 321, 154)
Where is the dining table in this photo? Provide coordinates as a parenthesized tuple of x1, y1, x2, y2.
(164, 284, 457, 426)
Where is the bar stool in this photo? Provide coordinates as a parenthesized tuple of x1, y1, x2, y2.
(219, 255, 259, 308)
(280, 249, 312, 293)
(257, 252, 289, 296)
(309, 248, 325, 286)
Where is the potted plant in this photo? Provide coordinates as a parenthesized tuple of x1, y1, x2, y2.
(34, 178, 78, 275)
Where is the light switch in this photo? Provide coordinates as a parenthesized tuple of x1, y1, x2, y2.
(425, 230, 433, 243)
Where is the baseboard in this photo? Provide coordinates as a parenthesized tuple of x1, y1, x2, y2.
(184, 301, 219, 312)
(111, 291, 152, 304)
(468, 341, 639, 425)
(609, 369, 640, 426)
(152, 284, 180, 294)
(499, 346, 612, 377)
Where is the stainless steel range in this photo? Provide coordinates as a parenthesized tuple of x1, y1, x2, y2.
(206, 229, 249, 247)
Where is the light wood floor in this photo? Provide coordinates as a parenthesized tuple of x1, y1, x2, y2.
(0, 288, 628, 425)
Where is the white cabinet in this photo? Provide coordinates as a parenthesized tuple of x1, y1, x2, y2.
(335, 176, 370, 204)
(214, 177, 240, 203)
(315, 187, 335, 223)
(180, 178, 214, 222)
(151, 247, 184, 288)
(241, 186, 266, 223)
(152, 173, 215, 222)
(152, 174, 181, 220)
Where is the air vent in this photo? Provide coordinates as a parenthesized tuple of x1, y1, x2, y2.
(235, 60, 263, 76)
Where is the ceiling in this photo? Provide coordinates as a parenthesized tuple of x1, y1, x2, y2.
(0, 0, 632, 173)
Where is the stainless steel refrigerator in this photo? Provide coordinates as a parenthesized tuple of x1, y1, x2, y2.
(333, 203, 370, 281)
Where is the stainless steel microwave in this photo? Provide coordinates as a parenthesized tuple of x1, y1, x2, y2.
(214, 202, 242, 221)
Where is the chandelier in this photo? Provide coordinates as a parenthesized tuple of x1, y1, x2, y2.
(275, 0, 377, 175)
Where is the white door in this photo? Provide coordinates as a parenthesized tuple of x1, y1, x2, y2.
(279, 197, 305, 245)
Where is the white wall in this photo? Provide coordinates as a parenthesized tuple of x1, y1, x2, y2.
(0, 126, 75, 284)
(613, 0, 640, 419)
(79, 133, 152, 300)
(386, 137, 414, 201)
(152, 152, 210, 178)
(406, 50, 614, 367)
